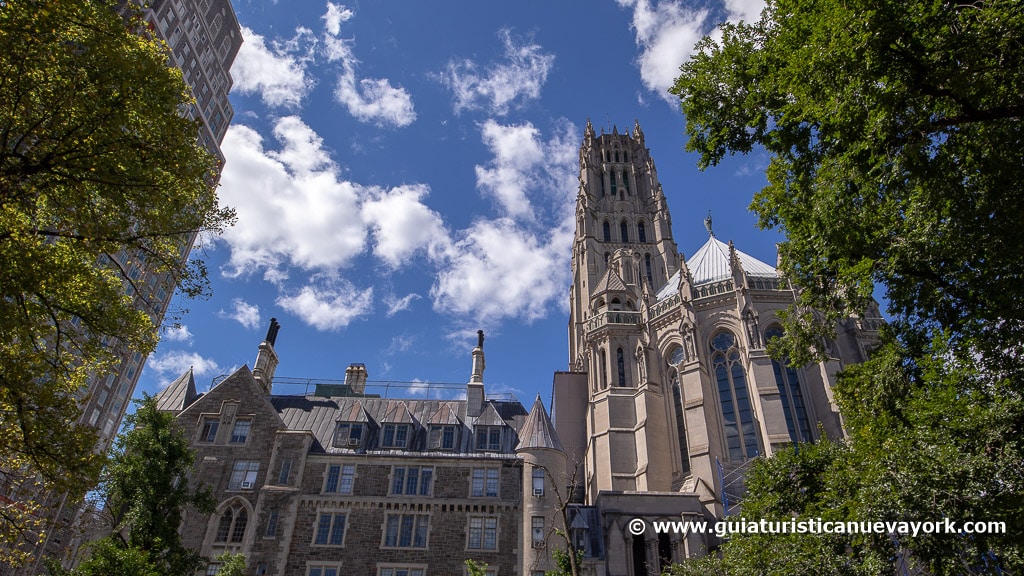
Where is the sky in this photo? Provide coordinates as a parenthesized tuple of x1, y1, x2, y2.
(135, 0, 781, 409)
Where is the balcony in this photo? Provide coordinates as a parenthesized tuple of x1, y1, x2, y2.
(585, 310, 642, 332)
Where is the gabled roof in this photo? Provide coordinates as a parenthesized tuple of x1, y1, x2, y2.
(381, 401, 417, 425)
(337, 401, 373, 423)
(426, 403, 462, 425)
(686, 236, 777, 285)
(516, 395, 564, 452)
(154, 367, 200, 413)
(474, 402, 506, 426)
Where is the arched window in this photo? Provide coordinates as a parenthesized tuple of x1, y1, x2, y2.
(620, 221, 629, 243)
(622, 170, 630, 194)
(711, 332, 759, 460)
(669, 362, 690, 473)
(765, 327, 812, 443)
(610, 172, 618, 196)
(616, 347, 628, 387)
(214, 502, 249, 543)
(645, 254, 653, 286)
(615, 150, 620, 163)
(637, 221, 647, 243)
(603, 221, 611, 242)
(624, 151, 629, 163)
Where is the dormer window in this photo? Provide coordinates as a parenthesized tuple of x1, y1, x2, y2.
(474, 426, 502, 452)
(428, 425, 458, 450)
(333, 422, 364, 448)
(381, 423, 410, 449)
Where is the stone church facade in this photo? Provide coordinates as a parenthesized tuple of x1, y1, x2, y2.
(156, 120, 879, 576)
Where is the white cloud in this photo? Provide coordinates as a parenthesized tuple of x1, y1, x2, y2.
(276, 277, 374, 331)
(163, 324, 193, 343)
(148, 350, 224, 383)
(438, 29, 554, 116)
(218, 118, 366, 278)
(430, 119, 578, 323)
(230, 26, 315, 108)
(406, 378, 430, 396)
(383, 293, 421, 317)
(219, 298, 262, 329)
(334, 75, 417, 128)
(322, 2, 354, 35)
(617, 0, 764, 104)
(361, 184, 449, 267)
(320, 5, 417, 127)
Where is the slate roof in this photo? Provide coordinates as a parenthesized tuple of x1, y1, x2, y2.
(516, 395, 564, 452)
(154, 367, 200, 413)
(654, 236, 779, 300)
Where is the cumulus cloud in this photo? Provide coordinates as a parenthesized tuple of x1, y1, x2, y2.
(617, 0, 764, 103)
(148, 350, 224, 386)
(276, 277, 374, 331)
(231, 26, 315, 108)
(219, 298, 262, 329)
(430, 119, 578, 324)
(218, 118, 366, 278)
(322, 2, 354, 35)
(361, 184, 449, 268)
(163, 324, 193, 343)
(437, 29, 554, 116)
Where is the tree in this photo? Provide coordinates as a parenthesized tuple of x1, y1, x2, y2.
(465, 559, 490, 576)
(49, 397, 214, 576)
(672, 0, 1024, 572)
(213, 552, 246, 576)
(0, 0, 233, 564)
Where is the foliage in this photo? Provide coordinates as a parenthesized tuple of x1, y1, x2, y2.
(50, 397, 214, 575)
(672, 0, 1024, 371)
(0, 0, 233, 565)
(465, 559, 490, 576)
(545, 548, 584, 576)
(672, 0, 1024, 572)
(213, 552, 246, 576)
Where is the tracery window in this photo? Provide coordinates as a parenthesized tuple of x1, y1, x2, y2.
(765, 327, 812, 443)
(616, 347, 628, 387)
(214, 502, 248, 543)
(620, 221, 629, 243)
(711, 332, 759, 460)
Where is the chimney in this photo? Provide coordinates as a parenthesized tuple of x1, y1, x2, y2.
(253, 318, 280, 394)
(344, 363, 368, 395)
(467, 330, 485, 417)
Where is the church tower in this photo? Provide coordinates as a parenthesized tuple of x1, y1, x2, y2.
(568, 119, 683, 499)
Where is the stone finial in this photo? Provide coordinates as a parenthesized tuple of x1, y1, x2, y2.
(704, 210, 714, 237)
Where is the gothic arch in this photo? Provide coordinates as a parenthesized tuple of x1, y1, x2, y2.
(205, 496, 254, 552)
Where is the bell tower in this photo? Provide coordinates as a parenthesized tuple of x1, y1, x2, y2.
(568, 119, 682, 499)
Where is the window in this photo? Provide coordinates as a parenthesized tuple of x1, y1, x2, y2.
(638, 221, 647, 243)
(381, 423, 410, 448)
(599, 349, 608, 389)
(602, 221, 611, 242)
(307, 565, 341, 576)
(620, 221, 629, 243)
(670, 369, 691, 474)
(325, 464, 355, 494)
(228, 461, 259, 490)
(313, 512, 346, 546)
(230, 419, 251, 444)
(199, 418, 219, 443)
(645, 254, 654, 286)
(265, 510, 278, 538)
(428, 425, 457, 450)
(532, 516, 545, 545)
(333, 422, 363, 447)
(206, 564, 221, 576)
(379, 567, 425, 576)
(467, 516, 498, 550)
(384, 514, 429, 548)
(765, 327, 812, 443)
(278, 459, 292, 485)
(471, 468, 499, 497)
(532, 467, 545, 496)
(617, 347, 628, 387)
(391, 466, 433, 496)
(712, 332, 760, 460)
(474, 426, 502, 452)
(214, 504, 247, 543)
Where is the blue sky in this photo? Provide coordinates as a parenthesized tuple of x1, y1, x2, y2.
(137, 0, 780, 408)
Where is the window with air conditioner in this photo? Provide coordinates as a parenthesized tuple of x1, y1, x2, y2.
(228, 460, 259, 490)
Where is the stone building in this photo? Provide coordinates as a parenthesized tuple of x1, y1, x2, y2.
(157, 328, 577, 576)
(549, 120, 881, 574)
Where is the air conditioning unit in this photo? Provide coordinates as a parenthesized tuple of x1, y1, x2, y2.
(532, 540, 546, 549)
(240, 481, 254, 489)
(346, 438, 360, 447)
(533, 488, 544, 497)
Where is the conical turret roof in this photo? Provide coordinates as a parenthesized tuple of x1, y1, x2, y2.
(516, 395, 564, 452)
